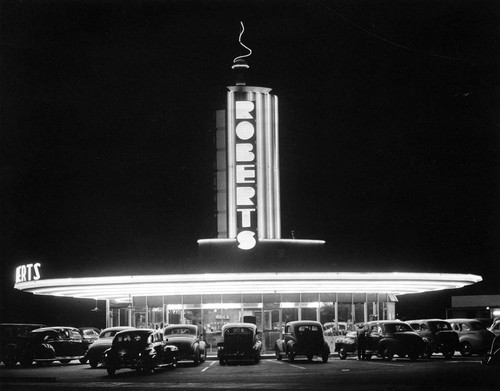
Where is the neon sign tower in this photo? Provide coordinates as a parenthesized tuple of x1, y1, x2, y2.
(218, 23, 281, 250)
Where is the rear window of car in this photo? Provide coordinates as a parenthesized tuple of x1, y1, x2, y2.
(463, 321, 485, 331)
(384, 323, 413, 333)
(429, 322, 452, 331)
(116, 332, 147, 343)
(297, 325, 321, 333)
(225, 327, 252, 335)
(166, 327, 194, 335)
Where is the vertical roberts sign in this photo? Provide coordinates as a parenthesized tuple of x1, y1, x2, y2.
(227, 86, 281, 250)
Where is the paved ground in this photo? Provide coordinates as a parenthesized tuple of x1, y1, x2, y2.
(0, 354, 498, 391)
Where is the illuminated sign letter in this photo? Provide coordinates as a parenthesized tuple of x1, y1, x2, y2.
(234, 99, 257, 250)
(15, 262, 42, 283)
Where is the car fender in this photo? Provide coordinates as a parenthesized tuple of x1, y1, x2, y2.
(286, 340, 296, 353)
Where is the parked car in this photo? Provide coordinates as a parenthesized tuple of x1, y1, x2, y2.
(217, 323, 261, 365)
(275, 321, 330, 363)
(79, 327, 100, 345)
(323, 321, 349, 336)
(103, 328, 178, 376)
(363, 320, 425, 361)
(21, 326, 90, 366)
(163, 324, 206, 365)
(0, 323, 45, 367)
(447, 318, 495, 356)
(82, 326, 134, 368)
(407, 319, 459, 359)
(334, 330, 358, 359)
(488, 319, 500, 337)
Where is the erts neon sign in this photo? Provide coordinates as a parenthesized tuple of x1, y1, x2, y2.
(235, 99, 257, 250)
(15, 263, 41, 283)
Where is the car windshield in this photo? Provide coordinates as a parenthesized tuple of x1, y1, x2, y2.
(384, 323, 413, 333)
(429, 321, 452, 331)
(165, 327, 195, 335)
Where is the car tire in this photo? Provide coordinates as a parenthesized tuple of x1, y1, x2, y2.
(408, 352, 419, 361)
(60, 359, 71, 364)
(288, 350, 295, 362)
(442, 347, 455, 359)
(338, 347, 347, 360)
(219, 357, 225, 365)
(194, 349, 200, 366)
(307, 354, 313, 361)
(89, 359, 99, 368)
(381, 347, 394, 361)
(460, 342, 473, 357)
(322, 352, 329, 363)
(107, 366, 116, 376)
(275, 347, 282, 361)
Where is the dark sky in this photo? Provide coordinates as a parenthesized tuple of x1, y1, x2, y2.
(1, 0, 499, 322)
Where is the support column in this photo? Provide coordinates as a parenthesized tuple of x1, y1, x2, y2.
(316, 293, 321, 322)
(334, 294, 338, 331)
(106, 300, 111, 328)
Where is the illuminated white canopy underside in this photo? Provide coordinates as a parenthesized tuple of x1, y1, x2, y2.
(14, 272, 482, 303)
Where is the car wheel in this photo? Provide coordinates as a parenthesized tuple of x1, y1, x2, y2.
(194, 349, 200, 366)
(307, 354, 313, 361)
(381, 347, 394, 361)
(107, 366, 116, 376)
(79, 357, 87, 364)
(219, 357, 225, 365)
(288, 350, 295, 362)
(442, 347, 455, 359)
(408, 352, 419, 361)
(89, 359, 99, 368)
(460, 342, 473, 357)
(59, 359, 71, 364)
(21, 358, 33, 367)
(201, 349, 206, 363)
(424, 345, 432, 359)
(275, 347, 282, 361)
(322, 352, 329, 363)
(364, 354, 372, 360)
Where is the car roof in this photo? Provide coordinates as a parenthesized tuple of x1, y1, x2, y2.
(446, 318, 482, 323)
(30, 326, 78, 332)
(222, 322, 257, 330)
(406, 319, 448, 323)
(287, 321, 322, 326)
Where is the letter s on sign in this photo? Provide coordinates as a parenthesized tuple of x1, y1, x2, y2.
(237, 231, 256, 250)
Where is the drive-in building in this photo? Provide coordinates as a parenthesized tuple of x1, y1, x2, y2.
(14, 39, 481, 353)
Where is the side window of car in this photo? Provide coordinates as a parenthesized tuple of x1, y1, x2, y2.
(461, 323, 470, 332)
(71, 330, 82, 341)
(420, 324, 428, 331)
(285, 325, 291, 334)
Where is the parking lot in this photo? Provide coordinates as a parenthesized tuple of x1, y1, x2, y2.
(1, 355, 498, 391)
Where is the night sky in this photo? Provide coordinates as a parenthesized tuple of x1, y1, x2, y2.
(1, 0, 499, 324)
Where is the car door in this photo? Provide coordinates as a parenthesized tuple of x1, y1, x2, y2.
(366, 324, 382, 352)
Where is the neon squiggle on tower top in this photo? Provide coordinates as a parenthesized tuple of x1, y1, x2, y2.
(232, 21, 252, 69)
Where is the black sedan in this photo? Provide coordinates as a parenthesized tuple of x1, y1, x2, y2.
(275, 321, 330, 363)
(82, 326, 133, 368)
(163, 324, 206, 365)
(21, 326, 90, 366)
(103, 329, 178, 376)
(217, 323, 262, 365)
(364, 320, 425, 361)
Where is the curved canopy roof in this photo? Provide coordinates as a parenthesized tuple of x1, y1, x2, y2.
(14, 272, 482, 303)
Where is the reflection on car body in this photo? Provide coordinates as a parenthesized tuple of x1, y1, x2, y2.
(407, 319, 459, 359)
(82, 326, 134, 368)
(163, 324, 206, 365)
(488, 319, 500, 337)
(21, 326, 90, 366)
(447, 318, 495, 356)
(79, 327, 100, 345)
(217, 323, 261, 365)
(104, 328, 178, 376)
(363, 320, 425, 361)
(275, 321, 330, 363)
